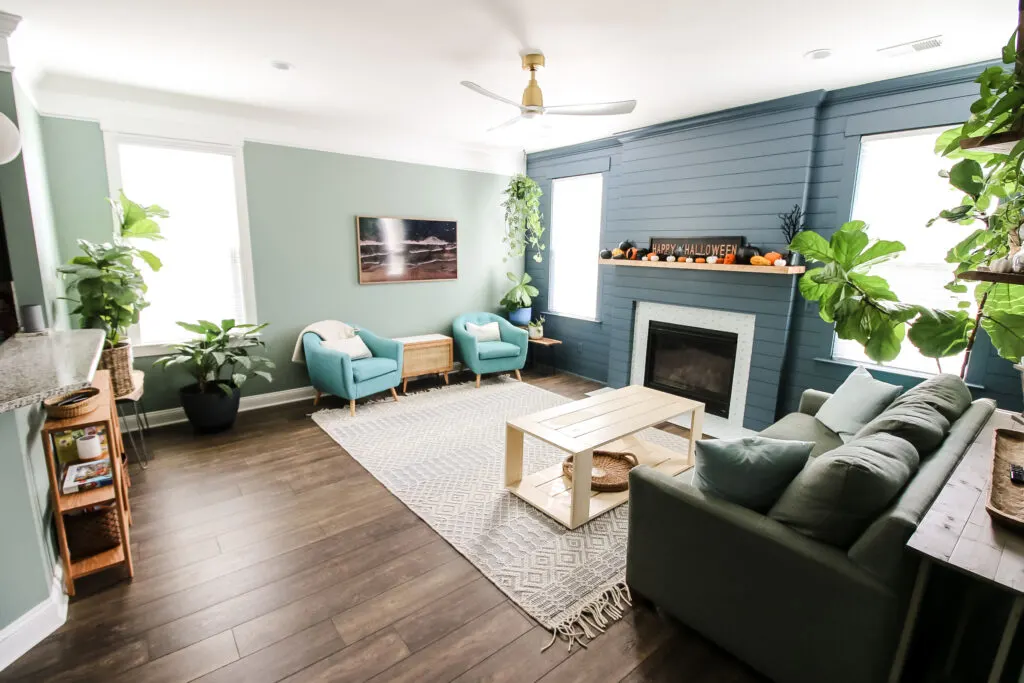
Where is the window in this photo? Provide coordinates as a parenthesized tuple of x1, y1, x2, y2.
(832, 127, 976, 374)
(106, 136, 256, 351)
(548, 173, 603, 319)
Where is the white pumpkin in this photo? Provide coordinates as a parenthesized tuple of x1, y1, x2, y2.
(1013, 252, 1024, 273)
(992, 257, 1014, 274)
(774, 258, 787, 267)
(706, 256, 719, 264)
(666, 255, 676, 262)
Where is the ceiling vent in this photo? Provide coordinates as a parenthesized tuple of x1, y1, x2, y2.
(878, 36, 943, 58)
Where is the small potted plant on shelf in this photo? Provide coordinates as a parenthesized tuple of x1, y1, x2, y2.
(58, 191, 167, 396)
(501, 174, 545, 263)
(779, 204, 806, 266)
(153, 319, 274, 433)
(528, 316, 545, 339)
(500, 271, 539, 325)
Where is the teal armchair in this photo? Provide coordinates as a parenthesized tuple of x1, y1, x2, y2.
(452, 312, 528, 387)
(303, 327, 403, 415)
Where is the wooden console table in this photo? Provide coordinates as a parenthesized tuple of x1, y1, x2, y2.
(41, 369, 133, 596)
(395, 334, 453, 394)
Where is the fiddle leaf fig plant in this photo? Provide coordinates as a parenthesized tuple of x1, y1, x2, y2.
(499, 271, 539, 312)
(501, 174, 545, 263)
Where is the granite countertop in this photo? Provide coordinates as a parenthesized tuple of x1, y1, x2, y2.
(0, 329, 105, 413)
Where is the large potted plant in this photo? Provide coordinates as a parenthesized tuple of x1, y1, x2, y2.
(791, 21, 1024, 378)
(58, 191, 167, 395)
(154, 319, 274, 433)
(500, 271, 539, 325)
(501, 174, 545, 263)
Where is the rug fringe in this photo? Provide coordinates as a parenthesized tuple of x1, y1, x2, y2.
(541, 582, 632, 653)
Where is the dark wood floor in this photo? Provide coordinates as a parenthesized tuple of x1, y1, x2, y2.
(3, 370, 766, 683)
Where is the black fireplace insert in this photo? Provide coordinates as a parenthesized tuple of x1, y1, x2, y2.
(643, 320, 738, 418)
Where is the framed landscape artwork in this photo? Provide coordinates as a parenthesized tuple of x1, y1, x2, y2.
(355, 216, 458, 284)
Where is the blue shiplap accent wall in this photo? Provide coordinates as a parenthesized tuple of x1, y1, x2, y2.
(526, 62, 1023, 425)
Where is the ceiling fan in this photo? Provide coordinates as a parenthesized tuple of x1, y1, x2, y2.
(461, 50, 637, 131)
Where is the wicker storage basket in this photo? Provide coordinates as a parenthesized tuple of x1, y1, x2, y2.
(43, 387, 100, 419)
(562, 450, 639, 492)
(988, 428, 1024, 529)
(100, 343, 135, 396)
(65, 505, 121, 559)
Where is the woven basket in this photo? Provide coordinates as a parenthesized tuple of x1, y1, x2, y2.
(988, 428, 1024, 530)
(562, 450, 639, 492)
(100, 343, 135, 396)
(65, 505, 121, 559)
(43, 387, 100, 419)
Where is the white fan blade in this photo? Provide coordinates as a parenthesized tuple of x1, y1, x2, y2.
(488, 115, 523, 132)
(543, 100, 637, 116)
(461, 81, 524, 110)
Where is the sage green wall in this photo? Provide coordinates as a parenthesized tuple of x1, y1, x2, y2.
(40, 120, 515, 411)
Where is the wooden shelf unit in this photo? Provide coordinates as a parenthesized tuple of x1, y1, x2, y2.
(41, 369, 133, 596)
(958, 270, 1024, 285)
(598, 258, 805, 275)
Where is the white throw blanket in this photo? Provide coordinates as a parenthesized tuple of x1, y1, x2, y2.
(292, 320, 357, 364)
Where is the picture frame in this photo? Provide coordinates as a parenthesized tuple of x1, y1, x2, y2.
(648, 236, 745, 259)
(355, 216, 458, 285)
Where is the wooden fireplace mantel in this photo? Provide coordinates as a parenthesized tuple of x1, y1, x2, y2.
(598, 258, 805, 275)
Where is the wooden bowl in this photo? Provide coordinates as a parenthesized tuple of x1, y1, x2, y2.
(43, 387, 100, 419)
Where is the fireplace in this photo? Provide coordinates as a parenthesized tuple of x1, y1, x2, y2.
(643, 321, 738, 418)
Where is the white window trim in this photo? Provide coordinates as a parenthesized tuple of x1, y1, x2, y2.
(102, 132, 259, 357)
(547, 173, 604, 322)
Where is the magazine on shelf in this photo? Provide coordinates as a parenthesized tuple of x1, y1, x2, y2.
(62, 458, 112, 495)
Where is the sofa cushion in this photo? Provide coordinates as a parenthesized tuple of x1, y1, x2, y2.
(814, 366, 902, 441)
(350, 357, 398, 383)
(760, 413, 843, 458)
(854, 401, 950, 455)
(692, 436, 814, 513)
(889, 373, 972, 423)
(478, 340, 521, 360)
(768, 433, 920, 548)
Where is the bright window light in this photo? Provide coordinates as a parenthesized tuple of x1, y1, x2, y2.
(833, 127, 976, 375)
(548, 173, 603, 320)
(114, 141, 250, 347)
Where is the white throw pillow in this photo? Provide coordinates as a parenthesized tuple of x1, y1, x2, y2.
(814, 366, 901, 441)
(322, 335, 372, 359)
(466, 321, 501, 342)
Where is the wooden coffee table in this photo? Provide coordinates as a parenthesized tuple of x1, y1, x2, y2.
(505, 385, 704, 529)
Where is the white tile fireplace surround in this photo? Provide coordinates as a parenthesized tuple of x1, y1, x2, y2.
(630, 302, 756, 439)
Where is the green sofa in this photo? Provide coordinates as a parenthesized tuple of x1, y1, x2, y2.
(626, 387, 995, 683)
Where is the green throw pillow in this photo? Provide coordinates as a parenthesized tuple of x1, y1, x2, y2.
(814, 366, 902, 441)
(691, 436, 814, 513)
(768, 433, 919, 548)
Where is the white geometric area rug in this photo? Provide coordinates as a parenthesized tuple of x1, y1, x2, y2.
(312, 377, 692, 649)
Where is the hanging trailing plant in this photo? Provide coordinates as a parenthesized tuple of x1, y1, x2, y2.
(501, 174, 545, 263)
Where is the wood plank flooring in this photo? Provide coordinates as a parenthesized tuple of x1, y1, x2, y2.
(2, 371, 766, 683)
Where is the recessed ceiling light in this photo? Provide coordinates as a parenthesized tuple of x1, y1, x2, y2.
(803, 48, 833, 61)
(270, 60, 294, 71)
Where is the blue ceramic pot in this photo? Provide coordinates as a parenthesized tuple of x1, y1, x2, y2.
(508, 307, 532, 325)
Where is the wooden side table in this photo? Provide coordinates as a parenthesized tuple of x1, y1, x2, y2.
(527, 335, 562, 375)
(394, 334, 454, 394)
(116, 369, 150, 469)
(41, 369, 134, 596)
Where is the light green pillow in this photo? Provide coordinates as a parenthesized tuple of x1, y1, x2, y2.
(768, 433, 919, 548)
(854, 401, 950, 455)
(691, 436, 814, 513)
(889, 373, 972, 423)
(814, 366, 901, 440)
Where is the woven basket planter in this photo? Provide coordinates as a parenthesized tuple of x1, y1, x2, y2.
(562, 450, 639, 492)
(65, 505, 121, 559)
(100, 342, 135, 396)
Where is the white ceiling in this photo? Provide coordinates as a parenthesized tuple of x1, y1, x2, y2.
(4, 0, 1017, 170)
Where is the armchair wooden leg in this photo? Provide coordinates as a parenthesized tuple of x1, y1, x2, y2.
(514, 369, 522, 381)
(475, 374, 481, 388)
(314, 390, 322, 406)
(349, 399, 356, 416)
(390, 387, 399, 402)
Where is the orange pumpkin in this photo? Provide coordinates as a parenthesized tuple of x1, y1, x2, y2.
(695, 257, 706, 263)
(764, 251, 783, 263)
(723, 253, 736, 265)
(626, 247, 639, 260)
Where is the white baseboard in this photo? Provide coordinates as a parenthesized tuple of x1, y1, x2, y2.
(0, 564, 67, 672)
(119, 385, 318, 432)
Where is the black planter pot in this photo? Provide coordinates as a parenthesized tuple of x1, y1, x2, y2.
(180, 382, 241, 433)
